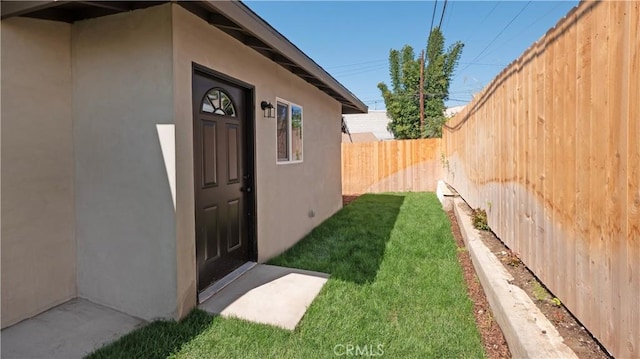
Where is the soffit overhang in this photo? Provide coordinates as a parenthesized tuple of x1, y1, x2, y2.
(1, 0, 367, 114)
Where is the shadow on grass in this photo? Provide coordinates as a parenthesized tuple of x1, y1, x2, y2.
(268, 193, 405, 285)
(88, 194, 403, 357)
(86, 310, 214, 359)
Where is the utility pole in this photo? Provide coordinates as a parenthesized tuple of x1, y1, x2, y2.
(419, 49, 425, 137)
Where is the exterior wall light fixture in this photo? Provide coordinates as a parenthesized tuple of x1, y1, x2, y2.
(261, 101, 275, 118)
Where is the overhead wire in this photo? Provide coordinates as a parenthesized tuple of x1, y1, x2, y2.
(332, 0, 463, 107)
(462, 2, 499, 45)
(476, 2, 562, 62)
(454, 1, 532, 79)
(428, 0, 438, 42)
(424, 0, 441, 76)
(327, 58, 504, 69)
(331, 63, 388, 77)
(442, 1, 454, 35)
(458, 61, 505, 67)
(468, 1, 532, 64)
(324, 58, 387, 70)
(437, 0, 448, 30)
(331, 62, 387, 74)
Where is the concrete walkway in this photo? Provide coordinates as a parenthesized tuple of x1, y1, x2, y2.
(199, 264, 329, 330)
(1, 265, 328, 358)
(1, 298, 145, 359)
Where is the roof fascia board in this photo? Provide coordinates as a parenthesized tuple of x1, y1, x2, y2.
(76, 1, 131, 12)
(201, 1, 367, 113)
(1, 1, 66, 19)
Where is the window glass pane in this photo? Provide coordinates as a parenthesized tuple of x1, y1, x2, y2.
(201, 89, 236, 117)
(276, 102, 289, 161)
(291, 105, 303, 161)
(202, 97, 214, 113)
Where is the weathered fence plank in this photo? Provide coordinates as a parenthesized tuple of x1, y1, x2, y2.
(443, 2, 638, 357)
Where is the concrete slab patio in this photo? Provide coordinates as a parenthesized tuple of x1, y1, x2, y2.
(1, 298, 145, 359)
(199, 264, 329, 330)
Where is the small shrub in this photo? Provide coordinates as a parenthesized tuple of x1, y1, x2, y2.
(504, 250, 521, 267)
(440, 152, 450, 171)
(532, 281, 550, 302)
(551, 297, 562, 307)
(472, 208, 490, 230)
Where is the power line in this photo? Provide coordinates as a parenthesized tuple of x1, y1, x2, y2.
(332, 64, 388, 78)
(477, 2, 562, 62)
(437, 0, 448, 30)
(325, 57, 503, 74)
(423, 0, 440, 91)
(324, 58, 387, 70)
(442, 1, 454, 35)
(428, 0, 438, 41)
(329, 60, 501, 82)
(458, 61, 505, 67)
(462, 2, 499, 45)
(469, 1, 532, 64)
(455, 1, 532, 78)
(332, 62, 387, 75)
(448, 98, 470, 103)
(422, 0, 442, 133)
(329, 61, 502, 80)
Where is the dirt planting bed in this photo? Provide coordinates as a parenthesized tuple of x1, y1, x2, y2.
(454, 201, 611, 359)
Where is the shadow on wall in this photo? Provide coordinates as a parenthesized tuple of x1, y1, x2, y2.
(268, 194, 405, 285)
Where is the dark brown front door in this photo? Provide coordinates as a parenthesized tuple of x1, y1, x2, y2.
(193, 69, 252, 292)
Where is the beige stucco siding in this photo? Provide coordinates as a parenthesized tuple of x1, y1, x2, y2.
(172, 5, 342, 317)
(2, 3, 345, 324)
(1, 18, 75, 328)
(72, 4, 177, 321)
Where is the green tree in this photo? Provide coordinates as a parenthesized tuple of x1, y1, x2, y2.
(377, 45, 421, 139)
(378, 29, 463, 138)
(424, 29, 464, 137)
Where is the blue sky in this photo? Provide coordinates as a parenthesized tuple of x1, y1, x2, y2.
(244, 0, 579, 109)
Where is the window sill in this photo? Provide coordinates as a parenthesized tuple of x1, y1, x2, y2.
(276, 160, 304, 165)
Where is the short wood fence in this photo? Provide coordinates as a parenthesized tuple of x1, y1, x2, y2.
(341, 139, 442, 195)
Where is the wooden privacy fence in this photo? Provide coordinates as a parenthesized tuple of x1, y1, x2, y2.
(443, 2, 638, 357)
(341, 139, 442, 195)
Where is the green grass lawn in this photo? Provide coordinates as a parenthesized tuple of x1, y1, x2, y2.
(87, 193, 484, 359)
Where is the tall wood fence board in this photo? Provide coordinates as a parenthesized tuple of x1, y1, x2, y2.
(443, 2, 639, 357)
(341, 139, 442, 195)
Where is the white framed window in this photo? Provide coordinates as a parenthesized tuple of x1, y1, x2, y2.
(276, 98, 303, 163)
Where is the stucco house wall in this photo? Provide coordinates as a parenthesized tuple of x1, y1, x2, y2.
(1, 18, 76, 328)
(172, 5, 343, 315)
(72, 5, 177, 321)
(2, 2, 348, 326)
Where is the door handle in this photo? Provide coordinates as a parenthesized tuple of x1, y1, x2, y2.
(241, 187, 252, 193)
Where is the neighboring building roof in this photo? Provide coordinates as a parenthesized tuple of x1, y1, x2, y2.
(0, 0, 367, 115)
(343, 110, 394, 141)
(341, 132, 379, 143)
(445, 105, 467, 118)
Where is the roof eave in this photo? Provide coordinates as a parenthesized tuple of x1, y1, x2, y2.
(200, 1, 367, 114)
(0, 0, 368, 114)
(0, 1, 63, 19)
